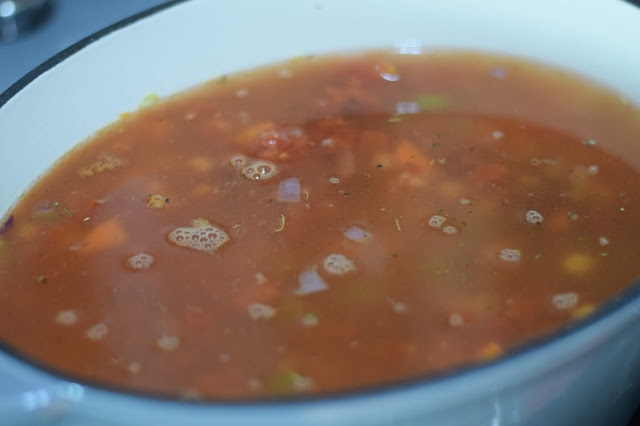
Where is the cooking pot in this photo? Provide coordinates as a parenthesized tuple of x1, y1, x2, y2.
(1, 0, 639, 424)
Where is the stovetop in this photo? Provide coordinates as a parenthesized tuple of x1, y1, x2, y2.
(0, 0, 639, 424)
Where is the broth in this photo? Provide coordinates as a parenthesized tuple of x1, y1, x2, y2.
(1, 51, 640, 399)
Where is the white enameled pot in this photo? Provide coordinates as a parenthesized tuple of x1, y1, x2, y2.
(1, 1, 640, 425)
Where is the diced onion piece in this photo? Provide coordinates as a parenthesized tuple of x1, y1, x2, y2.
(598, 236, 610, 247)
(323, 254, 357, 275)
(498, 248, 521, 262)
(277, 178, 301, 203)
(343, 226, 373, 243)
(492, 130, 504, 140)
(248, 303, 277, 320)
(449, 313, 464, 327)
(295, 268, 328, 296)
(156, 335, 180, 351)
(395, 101, 420, 115)
(552, 292, 579, 309)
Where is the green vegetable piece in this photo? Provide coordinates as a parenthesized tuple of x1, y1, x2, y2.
(387, 116, 403, 123)
(138, 93, 159, 109)
(267, 368, 311, 394)
(416, 94, 449, 112)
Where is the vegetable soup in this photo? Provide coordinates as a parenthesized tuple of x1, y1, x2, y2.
(1, 52, 640, 399)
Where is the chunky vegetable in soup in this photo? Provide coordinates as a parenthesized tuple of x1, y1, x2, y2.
(1, 52, 640, 399)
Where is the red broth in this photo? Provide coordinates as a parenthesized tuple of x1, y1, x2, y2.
(1, 52, 640, 399)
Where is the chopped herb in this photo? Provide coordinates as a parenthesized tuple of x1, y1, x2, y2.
(54, 202, 60, 206)
(415, 93, 449, 112)
(461, 220, 467, 226)
(218, 75, 229, 85)
(394, 218, 402, 231)
(601, 252, 608, 257)
(387, 116, 403, 123)
(493, 271, 499, 276)
(431, 143, 439, 150)
(380, 207, 386, 212)
(429, 159, 436, 165)
(533, 252, 542, 260)
(37, 275, 47, 284)
(274, 215, 286, 232)
(438, 208, 443, 213)
(304, 190, 310, 200)
(63, 208, 72, 217)
(620, 207, 625, 212)
(302, 312, 318, 326)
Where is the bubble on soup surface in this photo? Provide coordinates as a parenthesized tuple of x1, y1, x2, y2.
(241, 160, 279, 181)
(552, 292, 579, 309)
(323, 254, 357, 275)
(85, 323, 109, 341)
(427, 215, 446, 228)
(525, 210, 544, 224)
(128, 253, 155, 270)
(168, 219, 229, 252)
(498, 248, 521, 262)
(156, 335, 180, 351)
(248, 303, 277, 320)
(229, 155, 247, 168)
(442, 225, 458, 235)
(55, 310, 78, 325)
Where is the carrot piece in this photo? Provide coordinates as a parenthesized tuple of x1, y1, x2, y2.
(236, 122, 274, 147)
(478, 341, 503, 361)
(473, 163, 509, 182)
(394, 140, 429, 170)
(84, 219, 127, 252)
